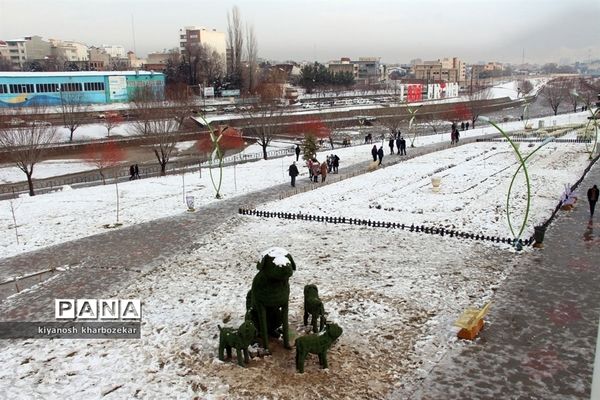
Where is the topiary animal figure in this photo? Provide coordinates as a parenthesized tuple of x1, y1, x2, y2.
(246, 247, 296, 352)
(303, 284, 326, 333)
(218, 318, 257, 367)
(295, 322, 343, 373)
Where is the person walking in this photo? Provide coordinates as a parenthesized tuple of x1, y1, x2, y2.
(396, 135, 402, 156)
(333, 154, 340, 173)
(388, 137, 395, 154)
(466, 121, 470, 130)
(377, 146, 384, 165)
(320, 160, 328, 183)
(129, 165, 135, 180)
(134, 164, 140, 179)
(371, 145, 378, 161)
(461, 121, 465, 131)
(295, 144, 301, 162)
(399, 136, 407, 155)
(588, 184, 599, 218)
(288, 161, 299, 187)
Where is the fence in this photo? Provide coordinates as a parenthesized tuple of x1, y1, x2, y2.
(238, 208, 529, 247)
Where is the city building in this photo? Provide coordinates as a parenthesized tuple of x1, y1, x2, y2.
(328, 57, 358, 78)
(327, 57, 382, 84)
(23, 36, 51, 62)
(49, 39, 89, 62)
(88, 47, 110, 71)
(1, 39, 27, 69)
(179, 26, 226, 73)
(412, 57, 465, 85)
(0, 70, 165, 107)
(100, 44, 126, 59)
(144, 52, 172, 71)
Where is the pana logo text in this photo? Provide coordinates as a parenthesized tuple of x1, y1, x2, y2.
(55, 299, 142, 320)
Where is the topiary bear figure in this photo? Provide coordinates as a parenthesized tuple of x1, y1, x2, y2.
(218, 317, 257, 367)
(303, 284, 326, 333)
(295, 322, 343, 373)
(246, 247, 296, 352)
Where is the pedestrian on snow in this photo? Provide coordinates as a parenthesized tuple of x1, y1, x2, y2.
(332, 154, 340, 173)
(451, 128, 457, 145)
(396, 136, 402, 156)
(288, 161, 299, 187)
(295, 144, 301, 162)
(307, 159, 314, 181)
(129, 165, 135, 180)
(461, 121, 465, 131)
(371, 145, 378, 161)
(389, 137, 395, 154)
(327, 155, 333, 173)
(466, 121, 470, 130)
(311, 160, 320, 183)
(588, 184, 599, 218)
(320, 161, 328, 183)
(134, 164, 140, 179)
(377, 146, 384, 165)
(399, 136, 407, 155)
(455, 129, 460, 143)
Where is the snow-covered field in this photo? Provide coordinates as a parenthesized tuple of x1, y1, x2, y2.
(0, 112, 591, 258)
(0, 110, 595, 399)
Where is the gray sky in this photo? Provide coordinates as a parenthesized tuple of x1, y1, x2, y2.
(1, 0, 598, 64)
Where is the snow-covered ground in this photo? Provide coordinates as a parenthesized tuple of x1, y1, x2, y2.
(0, 110, 594, 399)
(0, 112, 591, 258)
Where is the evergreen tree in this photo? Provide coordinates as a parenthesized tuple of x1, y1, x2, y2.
(302, 134, 318, 161)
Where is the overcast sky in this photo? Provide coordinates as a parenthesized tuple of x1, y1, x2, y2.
(1, 0, 598, 65)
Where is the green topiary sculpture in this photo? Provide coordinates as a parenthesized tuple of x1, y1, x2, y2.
(218, 317, 257, 367)
(246, 247, 296, 352)
(295, 322, 343, 373)
(303, 284, 326, 333)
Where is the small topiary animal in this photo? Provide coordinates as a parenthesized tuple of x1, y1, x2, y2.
(218, 318, 257, 367)
(303, 284, 326, 333)
(295, 322, 343, 373)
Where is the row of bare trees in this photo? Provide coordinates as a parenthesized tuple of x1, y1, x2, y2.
(542, 77, 600, 115)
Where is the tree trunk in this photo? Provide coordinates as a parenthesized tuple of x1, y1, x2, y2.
(262, 144, 268, 160)
(26, 173, 35, 196)
(160, 162, 167, 176)
(69, 129, 75, 142)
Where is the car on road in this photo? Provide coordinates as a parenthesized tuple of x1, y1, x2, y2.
(28, 120, 52, 126)
(8, 117, 26, 126)
(222, 105, 237, 112)
(96, 111, 121, 119)
(201, 106, 217, 113)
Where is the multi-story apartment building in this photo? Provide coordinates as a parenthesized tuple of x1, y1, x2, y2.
(179, 26, 226, 73)
(412, 57, 465, 85)
(1, 39, 27, 69)
(100, 44, 126, 59)
(49, 39, 89, 62)
(327, 57, 382, 84)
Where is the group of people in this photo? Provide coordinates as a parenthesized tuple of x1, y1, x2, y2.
(388, 132, 407, 156)
(288, 155, 340, 187)
(128, 164, 140, 180)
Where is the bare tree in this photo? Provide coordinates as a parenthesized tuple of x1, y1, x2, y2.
(0, 123, 57, 196)
(245, 23, 258, 93)
(166, 83, 196, 129)
(465, 88, 492, 128)
(378, 111, 404, 140)
(102, 113, 124, 137)
(60, 91, 88, 142)
(147, 119, 180, 175)
(130, 86, 162, 135)
(578, 78, 600, 109)
(542, 78, 569, 116)
(0, 55, 14, 71)
(227, 6, 244, 78)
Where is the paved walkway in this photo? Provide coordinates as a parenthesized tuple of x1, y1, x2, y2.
(403, 160, 600, 399)
(0, 134, 476, 320)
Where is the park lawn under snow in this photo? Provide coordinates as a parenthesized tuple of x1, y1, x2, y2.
(0, 112, 592, 259)
(0, 213, 510, 400)
(0, 113, 594, 399)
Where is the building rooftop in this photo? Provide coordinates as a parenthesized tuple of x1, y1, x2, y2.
(0, 71, 164, 77)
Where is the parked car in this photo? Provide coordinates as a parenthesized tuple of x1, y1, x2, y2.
(8, 117, 26, 126)
(28, 120, 52, 126)
(222, 105, 237, 112)
(201, 106, 217, 113)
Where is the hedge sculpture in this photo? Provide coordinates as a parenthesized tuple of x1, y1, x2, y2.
(218, 318, 257, 367)
(295, 322, 343, 373)
(246, 247, 296, 352)
(303, 284, 326, 333)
